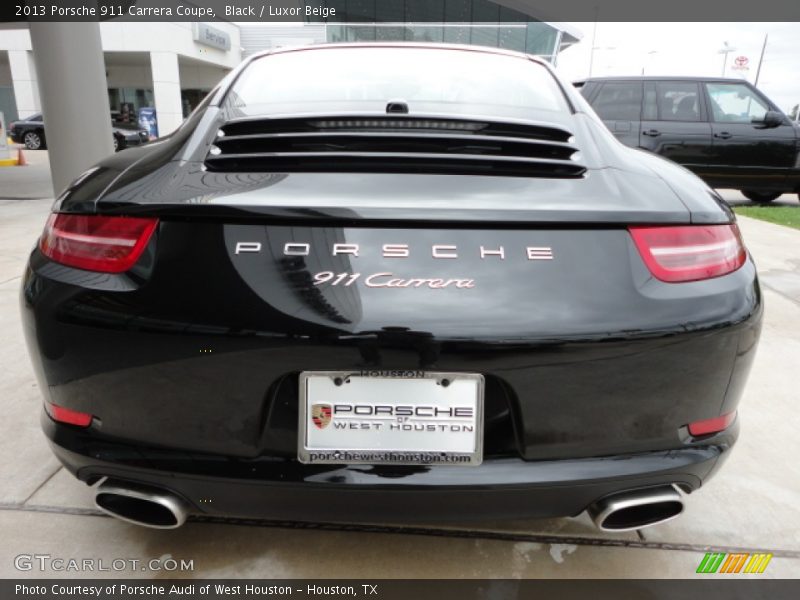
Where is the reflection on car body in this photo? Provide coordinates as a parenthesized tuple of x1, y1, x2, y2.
(577, 76, 800, 203)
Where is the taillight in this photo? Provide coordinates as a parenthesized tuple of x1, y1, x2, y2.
(39, 214, 157, 273)
(629, 224, 746, 283)
(688, 411, 736, 437)
(45, 402, 93, 427)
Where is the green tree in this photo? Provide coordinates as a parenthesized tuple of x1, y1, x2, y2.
(790, 104, 799, 121)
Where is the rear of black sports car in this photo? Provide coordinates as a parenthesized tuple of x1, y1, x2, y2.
(21, 44, 761, 531)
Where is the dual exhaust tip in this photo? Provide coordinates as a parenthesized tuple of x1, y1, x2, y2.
(94, 479, 683, 532)
(95, 480, 188, 529)
(588, 485, 684, 532)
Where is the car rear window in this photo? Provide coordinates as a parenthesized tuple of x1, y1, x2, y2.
(225, 47, 568, 120)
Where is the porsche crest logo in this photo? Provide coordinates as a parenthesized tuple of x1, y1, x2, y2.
(311, 404, 332, 429)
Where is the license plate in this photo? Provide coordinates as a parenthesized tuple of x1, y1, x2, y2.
(298, 371, 484, 466)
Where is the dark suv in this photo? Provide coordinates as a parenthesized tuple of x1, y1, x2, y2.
(577, 77, 800, 203)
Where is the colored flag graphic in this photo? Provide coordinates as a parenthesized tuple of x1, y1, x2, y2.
(696, 552, 772, 574)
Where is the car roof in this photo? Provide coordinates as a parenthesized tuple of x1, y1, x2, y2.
(249, 42, 550, 68)
(575, 76, 753, 84)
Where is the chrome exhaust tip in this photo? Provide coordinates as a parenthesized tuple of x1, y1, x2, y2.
(95, 480, 189, 529)
(587, 485, 684, 532)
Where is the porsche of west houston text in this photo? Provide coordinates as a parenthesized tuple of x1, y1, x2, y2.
(22, 44, 761, 531)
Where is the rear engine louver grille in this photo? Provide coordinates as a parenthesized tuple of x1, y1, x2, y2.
(205, 116, 585, 178)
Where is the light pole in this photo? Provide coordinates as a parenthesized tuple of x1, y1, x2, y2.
(718, 41, 736, 77)
(588, 8, 599, 77)
(754, 34, 769, 86)
(641, 50, 658, 75)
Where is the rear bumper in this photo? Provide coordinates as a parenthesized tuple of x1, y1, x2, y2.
(45, 413, 737, 523)
(23, 223, 762, 522)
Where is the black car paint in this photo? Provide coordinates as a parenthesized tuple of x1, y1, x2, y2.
(579, 76, 800, 195)
(22, 45, 762, 523)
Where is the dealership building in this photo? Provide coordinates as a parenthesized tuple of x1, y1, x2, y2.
(0, 21, 242, 135)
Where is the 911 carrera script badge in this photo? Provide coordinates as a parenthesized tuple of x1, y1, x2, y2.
(313, 271, 475, 289)
(311, 404, 332, 429)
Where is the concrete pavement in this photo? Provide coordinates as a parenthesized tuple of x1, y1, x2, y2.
(0, 196, 798, 579)
(0, 148, 54, 200)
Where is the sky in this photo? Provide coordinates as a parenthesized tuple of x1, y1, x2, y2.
(554, 22, 800, 115)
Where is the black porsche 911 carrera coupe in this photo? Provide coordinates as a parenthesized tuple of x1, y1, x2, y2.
(22, 44, 761, 531)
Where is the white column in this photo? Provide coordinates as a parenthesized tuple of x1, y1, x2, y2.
(28, 22, 113, 196)
(8, 50, 40, 118)
(150, 51, 183, 137)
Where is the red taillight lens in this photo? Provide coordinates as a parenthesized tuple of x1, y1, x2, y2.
(629, 224, 746, 283)
(45, 403, 93, 427)
(39, 214, 158, 273)
(688, 411, 736, 437)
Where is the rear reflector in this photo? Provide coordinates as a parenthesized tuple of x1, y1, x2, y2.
(688, 411, 736, 437)
(39, 214, 158, 273)
(45, 403, 93, 428)
(629, 224, 746, 283)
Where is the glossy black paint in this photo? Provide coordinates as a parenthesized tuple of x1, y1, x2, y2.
(22, 45, 763, 523)
(578, 76, 800, 195)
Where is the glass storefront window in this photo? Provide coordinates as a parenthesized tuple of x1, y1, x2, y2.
(107, 88, 154, 124)
(181, 89, 210, 118)
(525, 22, 558, 59)
(316, 0, 564, 62)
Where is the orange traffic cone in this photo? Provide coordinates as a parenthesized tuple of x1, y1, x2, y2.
(17, 148, 26, 166)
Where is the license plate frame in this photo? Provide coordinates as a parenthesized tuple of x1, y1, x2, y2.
(298, 371, 484, 466)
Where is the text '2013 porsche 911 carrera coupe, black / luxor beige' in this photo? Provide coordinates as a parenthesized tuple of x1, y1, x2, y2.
(22, 44, 762, 531)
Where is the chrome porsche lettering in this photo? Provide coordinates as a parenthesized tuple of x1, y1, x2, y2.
(527, 247, 554, 260)
(480, 246, 505, 260)
(237, 242, 554, 260)
(382, 244, 410, 258)
(332, 243, 359, 257)
(284, 243, 310, 256)
(235, 242, 262, 254)
(432, 245, 458, 259)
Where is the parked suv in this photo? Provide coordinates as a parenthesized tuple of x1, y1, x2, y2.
(577, 77, 800, 202)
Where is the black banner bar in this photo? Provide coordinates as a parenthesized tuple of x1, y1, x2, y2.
(3, 580, 800, 600)
(3, 0, 800, 23)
